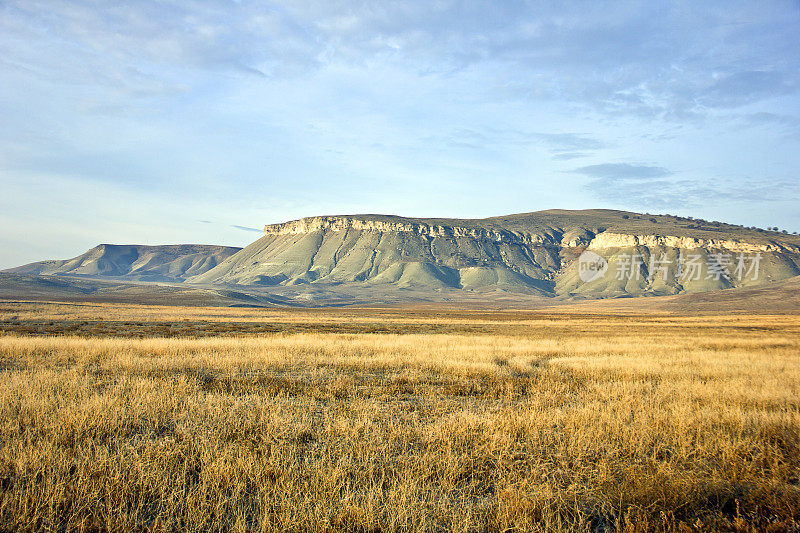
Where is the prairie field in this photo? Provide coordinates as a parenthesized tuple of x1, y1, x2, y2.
(0, 301, 798, 532)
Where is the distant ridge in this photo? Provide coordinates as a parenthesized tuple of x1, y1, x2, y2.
(7, 244, 241, 283)
(4, 210, 800, 300)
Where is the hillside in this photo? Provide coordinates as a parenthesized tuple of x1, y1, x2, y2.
(562, 274, 800, 315)
(188, 209, 800, 298)
(7, 244, 241, 283)
(4, 209, 800, 301)
(0, 272, 290, 307)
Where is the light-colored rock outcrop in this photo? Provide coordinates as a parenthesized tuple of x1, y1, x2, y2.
(264, 216, 555, 245)
(586, 232, 792, 253)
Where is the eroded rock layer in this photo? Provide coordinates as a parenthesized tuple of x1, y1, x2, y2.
(188, 210, 800, 297)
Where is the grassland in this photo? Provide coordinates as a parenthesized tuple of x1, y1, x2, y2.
(0, 301, 798, 532)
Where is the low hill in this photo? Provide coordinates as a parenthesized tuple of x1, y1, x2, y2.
(7, 244, 241, 283)
(0, 273, 289, 307)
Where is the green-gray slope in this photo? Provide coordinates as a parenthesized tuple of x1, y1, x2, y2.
(6, 244, 242, 282)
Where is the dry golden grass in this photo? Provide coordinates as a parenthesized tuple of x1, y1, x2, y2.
(0, 301, 798, 532)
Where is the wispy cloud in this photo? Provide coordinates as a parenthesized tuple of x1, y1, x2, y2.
(571, 163, 673, 181)
(701, 70, 800, 109)
(552, 152, 590, 161)
(5, 2, 798, 117)
(575, 162, 800, 208)
(427, 128, 604, 158)
(231, 225, 262, 233)
(1, 1, 800, 265)
(529, 133, 605, 154)
(739, 112, 800, 134)
(589, 177, 800, 209)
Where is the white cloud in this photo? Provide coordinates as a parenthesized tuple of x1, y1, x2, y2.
(2, 0, 800, 264)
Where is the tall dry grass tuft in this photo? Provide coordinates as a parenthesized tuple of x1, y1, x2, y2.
(0, 303, 798, 531)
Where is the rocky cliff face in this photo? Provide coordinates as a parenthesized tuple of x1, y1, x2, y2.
(586, 232, 798, 253)
(263, 216, 800, 253)
(188, 211, 800, 298)
(190, 217, 563, 292)
(263, 216, 561, 245)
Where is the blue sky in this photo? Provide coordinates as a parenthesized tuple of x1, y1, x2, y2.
(2, 1, 800, 268)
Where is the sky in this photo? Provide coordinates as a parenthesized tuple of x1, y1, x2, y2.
(1, 0, 800, 268)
